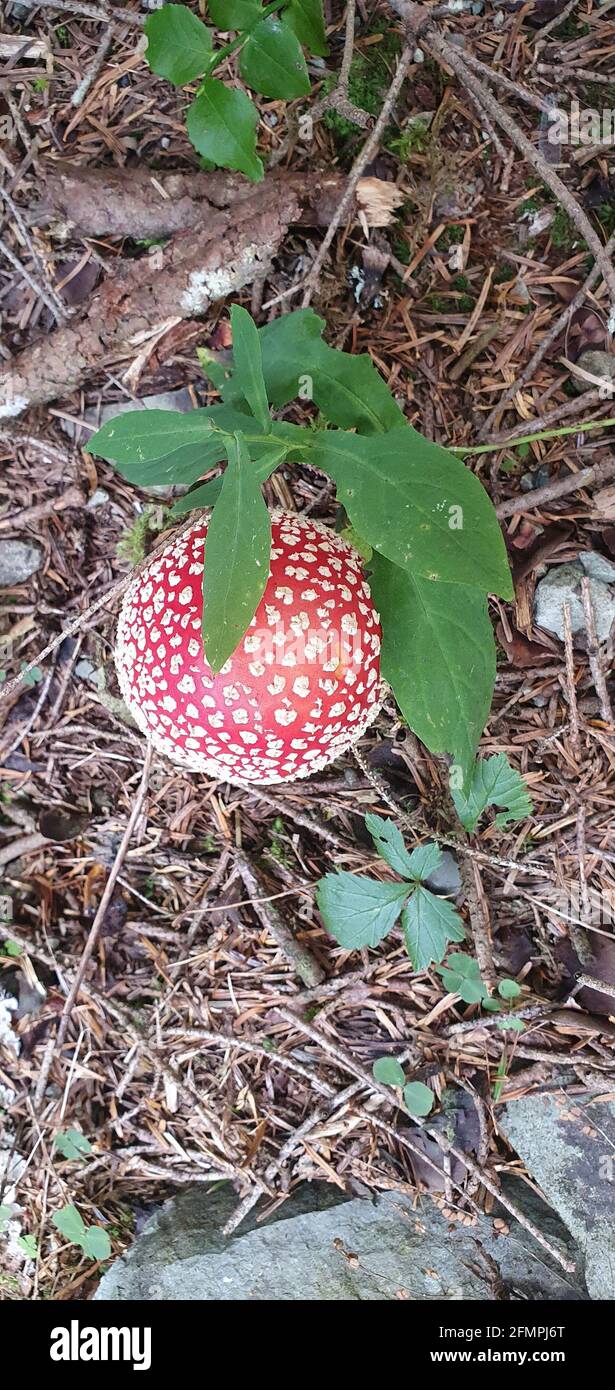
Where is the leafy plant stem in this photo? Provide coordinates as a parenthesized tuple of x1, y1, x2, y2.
(201, 0, 291, 78)
(452, 415, 615, 456)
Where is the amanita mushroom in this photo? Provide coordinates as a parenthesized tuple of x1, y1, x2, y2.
(115, 509, 384, 784)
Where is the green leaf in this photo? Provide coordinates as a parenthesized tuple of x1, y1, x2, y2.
(54, 1129, 94, 1161)
(402, 887, 465, 972)
(364, 813, 417, 879)
(239, 16, 310, 99)
(285, 0, 328, 56)
(207, 0, 262, 26)
(144, 4, 213, 85)
(3, 940, 21, 957)
(369, 556, 496, 788)
(495, 1015, 525, 1032)
(197, 345, 231, 392)
(170, 441, 288, 516)
(201, 432, 271, 672)
(81, 1226, 111, 1261)
(340, 525, 372, 561)
(186, 79, 263, 181)
(86, 409, 214, 467)
(317, 872, 409, 950)
(230, 304, 271, 430)
(451, 753, 533, 832)
(223, 310, 405, 433)
(18, 1233, 38, 1259)
(373, 1056, 405, 1088)
(498, 977, 522, 1001)
(403, 1081, 434, 1118)
(404, 843, 443, 882)
(52, 1205, 86, 1245)
(436, 953, 489, 1004)
(312, 428, 513, 597)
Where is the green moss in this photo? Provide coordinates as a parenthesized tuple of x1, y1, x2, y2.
(116, 504, 168, 566)
(493, 265, 516, 285)
(323, 32, 401, 142)
(550, 207, 576, 249)
(388, 117, 431, 160)
(439, 224, 465, 249)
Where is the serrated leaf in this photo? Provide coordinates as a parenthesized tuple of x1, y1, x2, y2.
(18, 1233, 37, 1258)
(54, 1129, 93, 1161)
(230, 304, 271, 430)
(498, 977, 522, 1001)
(52, 1205, 86, 1245)
(451, 753, 533, 832)
(145, 4, 213, 85)
(403, 1081, 434, 1117)
(402, 887, 465, 972)
(207, 0, 262, 26)
(312, 428, 513, 598)
(81, 1226, 111, 1261)
(240, 16, 310, 99)
(201, 432, 271, 672)
(170, 441, 288, 516)
(317, 872, 409, 950)
(224, 310, 405, 433)
(285, 0, 328, 56)
(404, 843, 444, 882)
(364, 813, 417, 879)
(373, 1056, 405, 1087)
(436, 953, 489, 1004)
(187, 79, 263, 181)
(369, 556, 496, 788)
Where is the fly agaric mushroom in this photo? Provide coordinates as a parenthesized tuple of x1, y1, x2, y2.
(115, 510, 384, 784)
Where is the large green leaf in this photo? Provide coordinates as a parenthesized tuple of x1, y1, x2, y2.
(365, 812, 418, 879)
(218, 310, 405, 433)
(317, 873, 409, 950)
(285, 0, 328, 56)
(239, 16, 310, 99)
(369, 556, 496, 787)
(207, 0, 262, 26)
(452, 753, 533, 832)
(170, 441, 288, 515)
(201, 432, 271, 672)
(402, 887, 465, 972)
(144, 4, 213, 84)
(87, 409, 214, 466)
(230, 303, 271, 430)
(187, 79, 263, 181)
(311, 429, 513, 598)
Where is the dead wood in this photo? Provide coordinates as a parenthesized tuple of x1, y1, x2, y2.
(0, 175, 304, 419)
(38, 161, 350, 241)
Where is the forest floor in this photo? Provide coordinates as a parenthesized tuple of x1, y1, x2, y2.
(0, 0, 614, 1299)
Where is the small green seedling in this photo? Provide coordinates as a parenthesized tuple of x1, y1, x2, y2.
(372, 1057, 434, 1118)
(54, 1129, 94, 1161)
(52, 1205, 111, 1261)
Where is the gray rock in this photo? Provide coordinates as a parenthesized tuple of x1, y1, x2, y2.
(95, 1178, 584, 1302)
(0, 540, 42, 587)
(573, 350, 615, 394)
(424, 847, 462, 897)
(499, 1092, 615, 1301)
(86, 488, 110, 510)
(579, 550, 615, 584)
(534, 560, 615, 642)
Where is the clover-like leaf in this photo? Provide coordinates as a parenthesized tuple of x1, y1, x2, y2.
(81, 1226, 111, 1261)
(451, 753, 533, 832)
(145, 4, 213, 85)
(187, 79, 263, 181)
(317, 872, 410, 950)
(436, 953, 489, 1004)
(494, 1015, 525, 1032)
(402, 887, 465, 972)
(239, 16, 311, 100)
(52, 1204, 87, 1246)
(54, 1129, 94, 1161)
(373, 1056, 405, 1088)
(498, 977, 522, 1001)
(403, 1081, 434, 1118)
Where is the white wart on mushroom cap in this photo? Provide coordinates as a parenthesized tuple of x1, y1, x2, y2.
(115, 509, 384, 784)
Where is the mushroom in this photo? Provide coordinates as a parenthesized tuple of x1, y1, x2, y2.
(115, 509, 384, 784)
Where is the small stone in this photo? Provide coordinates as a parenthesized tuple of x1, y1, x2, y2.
(534, 561, 615, 642)
(579, 550, 615, 584)
(573, 350, 615, 395)
(86, 488, 109, 509)
(424, 847, 462, 897)
(75, 659, 98, 684)
(0, 540, 42, 587)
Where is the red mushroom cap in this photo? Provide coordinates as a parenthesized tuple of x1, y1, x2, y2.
(115, 509, 384, 784)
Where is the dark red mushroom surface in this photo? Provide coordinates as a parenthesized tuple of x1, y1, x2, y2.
(115, 510, 384, 784)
